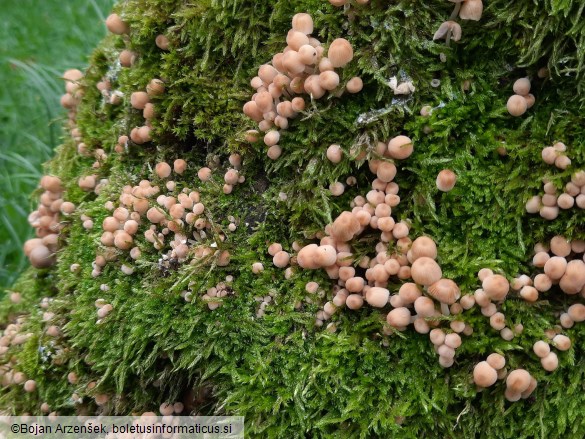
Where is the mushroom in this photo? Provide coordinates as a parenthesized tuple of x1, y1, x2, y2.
(387, 135, 413, 160)
(292, 13, 313, 35)
(106, 13, 129, 35)
(507, 95, 527, 116)
(386, 307, 411, 329)
(473, 361, 497, 387)
(433, 21, 462, 42)
(410, 257, 442, 286)
(486, 353, 506, 370)
(346, 77, 363, 94)
(559, 260, 585, 294)
(428, 279, 461, 304)
(327, 38, 353, 68)
(506, 369, 531, 393)
(330, 211, 361, 242)
(365, 287, 390, 308)
(540, 352, 558, 371)
(482, 274, 509, 301)
(436, 170, 457, 192)
(459, 0, 483, 20)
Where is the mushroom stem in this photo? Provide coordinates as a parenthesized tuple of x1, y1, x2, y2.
(441, 302, 451, 316)
(450, 2, 462, 20)
(445, 29, 452, 47)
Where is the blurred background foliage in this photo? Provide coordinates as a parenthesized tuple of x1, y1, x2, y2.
(0, 0, 115, 288)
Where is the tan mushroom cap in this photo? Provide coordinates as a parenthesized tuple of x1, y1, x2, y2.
(330, 211, 361, 242)
(459, 0, 483, 21)
(410, 257, 442, 286)
(486, 353, 506, 370)
(428, 279, 460, 304)
(386, 307, 411, 328)
(473, 361, 497, 387)
(507, 95, 527, 116)
(559, 260, 585, 294)
(327, 38, 353, 68)
(544, 256, 567, 280)
(550, 235, 571, 257)
(410, 236, 437, 261)
(482, 274, 509, 301)
(346, 294, 364, 310)
(365, 287, 390, 308)
(506, 369, 531, 393)
(387, 135, 414, 160)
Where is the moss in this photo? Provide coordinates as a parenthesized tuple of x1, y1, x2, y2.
(1, 0, 585, 437)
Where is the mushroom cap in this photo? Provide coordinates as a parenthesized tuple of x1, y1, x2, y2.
(414, 296, 436, 317)
(105, 13, 129, 35)
(330, 211, 361, 242)
(376, 162, 397, 183)
(346, 77, 364, 94)
(550, 235, 571, 257)
(291, 13, 314, 35)
(345, 276, 365, 293)
(433, 21, 462, 42)
(410, 236, 437, 261)
(544, 256, 567, 280)
(319, 71, 340, 91)
(540, 352, 558, 371)
(314, 245, 337, 267)
(398, 282, 422, 304)
(346, 294, 364, 310)
(428, 279, 460, 304)
(29, 245, 54, 268)
(482, 274, 509, 301)
(365, 287, 390, 308)
(568, 303, 585, 322)
(273, 251, 290, 268)
(552, 334, 571, 351)
(429, 328, 446, 345)
(436, 169, 457, 192)
(387, 135, 413, 160)
(473, 361, 497, 387)
(327, 38, 353, 68)
(506, 369, 531, 392)
(521, 377, 538, 399)
(444, 333, 462, 349)
(486, 353, 506, 370)
(559, 260, 585, 294)
(507, 94, 527, 116)
(410, 257, 442, 286)
(533, 340, 550, 358)
(386, 307, 411, 328)
(459, 0, 483, 21)
(297, 244, 320, 269)
(513, 77, 531, 96)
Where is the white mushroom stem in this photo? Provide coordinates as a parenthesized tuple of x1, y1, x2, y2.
(450, 2, 462, 20)
(441, 302, 451, 316)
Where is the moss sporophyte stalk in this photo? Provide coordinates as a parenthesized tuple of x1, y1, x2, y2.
(2, 0, 585, 438)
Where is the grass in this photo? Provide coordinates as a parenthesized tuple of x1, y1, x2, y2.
(0, 0, 116, 288)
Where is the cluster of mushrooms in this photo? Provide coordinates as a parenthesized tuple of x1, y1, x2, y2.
(24, 176, 74, 268)
(92, 159, 239, 278)
(0, 318, 37, 393)
(506, 78, 536, 117)
(243, 13, 362, 160)
(433, 0, 483, 46)
(526, 158, 584, 220)
(473, 358, 538, 402)
(519, 236, 585, 302)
